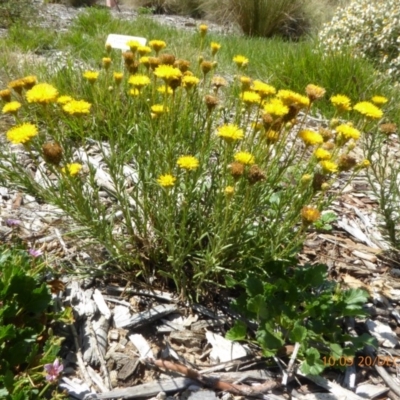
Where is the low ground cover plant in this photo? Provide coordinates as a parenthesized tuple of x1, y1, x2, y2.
(0, 243, 65, 399)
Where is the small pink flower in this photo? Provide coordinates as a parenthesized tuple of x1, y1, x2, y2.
(44, 358, 63, 382)
(6, 219, 20, 227)
(28, 248, 43, 258)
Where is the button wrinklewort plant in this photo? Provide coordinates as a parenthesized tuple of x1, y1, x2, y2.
(318, 0, 400, 80)
(0, 27, 373, 297)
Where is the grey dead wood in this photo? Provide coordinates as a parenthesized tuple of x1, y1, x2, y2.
(117, 358, 140, 381)
(129, 333, 155, 359)
(187, 390, 218, 400)
(205, 369, 277, 383)
(106, 286, 175, 301)
(296, 371, 367, 400)
(86, 365, 108, 393)
(355, 383, 389, 399)
(59, 377, 94, 400)
(113, 303, 179, 329)
(84, 377, 197, 399)
(206, 332, 250, 364)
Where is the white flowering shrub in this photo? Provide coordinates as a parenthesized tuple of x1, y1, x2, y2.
(318, 0, 400, 79)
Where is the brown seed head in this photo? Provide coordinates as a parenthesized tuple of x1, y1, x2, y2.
(122, 51, 135, 66)
(201, 61, 213, 76)
(312, 172, 327, 192)
(0, 89, 12, 102)
(248, 164, 266, 184)
(229, 161, 245, 179)
(159, 53, 176, 66)
(338, 154, 357, 171)
(42, 142, 63, 166)
(174, 59, 191, 73)
(306, 84, 326, 102)
(319, 127, 334, 142)
(379, 123, 397, 135)
(148, 57, 161, 71)
(127, 61, 139, 75)
(168, 76, 182, 91)
(204, 95, 219, 112)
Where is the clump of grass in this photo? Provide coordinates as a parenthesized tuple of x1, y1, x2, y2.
(0, 23, 378, 298)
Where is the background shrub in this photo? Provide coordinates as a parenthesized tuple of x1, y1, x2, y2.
(319, 0, 400, 80)
(0, 0, 39, 29)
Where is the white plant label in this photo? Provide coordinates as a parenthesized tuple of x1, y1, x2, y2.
(105, 34, 147, 51)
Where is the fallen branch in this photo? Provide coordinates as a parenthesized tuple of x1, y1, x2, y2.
(145, 358, 280, 397)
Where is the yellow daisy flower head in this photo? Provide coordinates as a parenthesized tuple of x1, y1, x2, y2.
(138, 46, 152, 56)
(6, 123, 38, 144)
(22, 75, 37, 89)
(157, 85, 173, 95)
(216, 124, 244, 143)
(358, 159, 371, 169)
(26, 83, 58, 105)
(299, 130, 323, 146)
(157, 174, 176, 188)
(128, 74, 151, 89)
(57, 95, 73, 105)
(371, 95, 388, 105)
(265, 129, 280, 144)
(139, 56, 150, 69)
(102, 57, 112, 70)
(211, 42, 221, 56)
(0, 89, 12, 102)
(62, 100, 91, 116)
(182, 75, 200, 90)
(314, 147, 331, 160)
(61, 163, 82, 176)
(252, 80, 276, 99)
(126, 40, 140, 52)
(353, 101, 383, 119)
(83, 71, 99, 84)
(2, 101, 21, 115)
(199, 24, 208, 36)
(234, 151, 255, 165)
(335, 123, 361, 144)
(239, 76, 252, 91)
(211, 76, 228, 90)
(277, 89, 310, 108)
(113, 72, 124, 85)
(224, 186, 235, 197)
(241, 91, 261, 105)
(330, 94, 352, 112)
(233, 55, 249, 69)
(154, 65, 182, 83)
(320, 160, 338, 174)
(129, 88, 140, 97)
(177, 155, 199, 171)
(263, 98, 289, 117)
(305, 84, 326, 102)
(8, 79, 26, 94)
(301, 206, 321, 226)
(151, 104, 169, 116)
(149, 39, 167, 54)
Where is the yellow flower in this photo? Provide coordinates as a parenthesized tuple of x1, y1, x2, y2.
(265, 129, 280, 144)
(300, 174, 312, 184)
(241, 91, 261, 105)
(26, 83, 58, 104)
(149, 40, 167, 54)
(154, 65, 182, 83)
(358, 159, 370, 169)
(62, 163, 82, 176)
(157, 85, 173, 95)
(22, 75, 37, 89)
(199, 24, 208, 36)
(2, 101, 21, 114)
(240, 76, 252, 91)
(157, 174, 176, 187)
(277, 89, 310, 108)
(299, 130, 323, 146)
(211, 76, 227, 90)
(234, 151, 255, 165)
(335, 124, 360, 142)
(113, 72, 124, 84)
(330, 94, 352, 112)
(314, 148, 331, 160)
(63, 100, 91, 116)
(182, 75, 200, 90)
(301, 206, 321, 225)
(0, 89, 12, 102)
(83, 71, 99, 83)
(263, 98, 289, 117)
(128, 74, 151, 90)
(371, 95, 388, 105)
(320, 160, 338, 174)
(6, 123, 38, 144)
(217, 124, 244, 143)
(138, 46, 152, 56)
(305, 84, 326, 101)
(252, 80, 276, 98)
(233, 55, 249, 68)
(102, 57, 112, 70)
(151, 104, 169, 116)
(8, 79, 26, 94)
(126, 40, 140, 52)
(129, 88, 140, 97)
(353, 101, 383, 119)
(57, 95, 73, 105)
(177, 155, 199, 170)
(211, 42, 221, 56)
(224, 186, 235, 196)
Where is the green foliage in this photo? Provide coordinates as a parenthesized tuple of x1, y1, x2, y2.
(313, 211, 337, 231)
(0, 0, 39, 29)
(0, 246, 64, 399)
(227, 263, 376, 374)
(319, 0, 400, 80)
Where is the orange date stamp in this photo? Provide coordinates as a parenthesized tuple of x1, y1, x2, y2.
(323, 356, 400, 367)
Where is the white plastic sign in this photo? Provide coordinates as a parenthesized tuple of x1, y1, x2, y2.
(105, 34, 147, 51)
